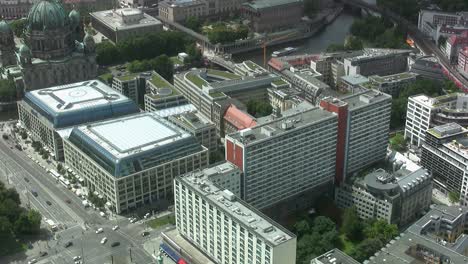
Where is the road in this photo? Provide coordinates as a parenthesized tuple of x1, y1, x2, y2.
(0, 122, 158, 264)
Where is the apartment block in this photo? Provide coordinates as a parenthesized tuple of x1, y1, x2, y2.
(174, 172, 297, 264)
(365, 72, 418, 97)
(143, 72, 188, 112)
(405, 93, 468, 147)
(421, 123, 468, 205)
(17, 80, 139, 160)
(335, 152, 432, 226)
(63, 112, 208, 213)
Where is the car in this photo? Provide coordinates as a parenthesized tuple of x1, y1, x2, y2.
(111, 242, 120, 247)
(64, 241, 73, 248)
(72, 256, 81, 261)
(95, 228, 103, 234)
(31, 190, 38, 197)
(24, 177, 29, 183)
(141, 231, 149, 237)
(39, 251, 47, 257)
(27, 259, 37, 264)
(112, 225, 119, 231)
(65, 199, 71, 204)
(100, 237, 107, 244)
(46, 201, 52, 206)
(130, 218, 137, 223)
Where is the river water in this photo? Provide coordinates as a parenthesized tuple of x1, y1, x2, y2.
(233, 0, 377, 65)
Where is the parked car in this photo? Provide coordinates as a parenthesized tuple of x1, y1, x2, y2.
(65, 199, 71, 204)
(111, 242, 120, 247)
(100, 237, 108, 244)
(46, 201, 52, 206)
(31, 190, 38, 197)
(141, 231, 150, 237)
(112, 225, 119, 231)
(64, 241, 73, 248)
(95, 228, 103, 234)
(72, 256, 81, 261)
(39, 251, 47, 257)
(27, 259, 37, 264)
(24, 177, 30, 183)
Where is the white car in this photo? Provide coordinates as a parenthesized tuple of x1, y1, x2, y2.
(72, 256, 81, 261)
(130, 218, 137, 223)
(112, 225, 119, 231)
(100, 237, 108, 244)
(27, 259, 37, 264)
(95, 228, 103, 234)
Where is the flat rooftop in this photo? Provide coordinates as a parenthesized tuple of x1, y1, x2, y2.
(178, 173, 295, 247)
(341, 74, 369, 86)
(227, 105, 336, 145)
(312, 248, 359, 264)
(90, 8, 162, 30)
(24, 80, 139, 128)
(340, 89, 392, 111)
(242, 0, 302, 10)
(170, 112, 214, 130)
(369, 72, 418, 83)
(428, 123, 467, 139)
(346, 48, 412, 63)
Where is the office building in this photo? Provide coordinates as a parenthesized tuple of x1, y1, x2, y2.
(90, 8, 162, 43)
(168, 112, 218, 153)
(408, 54, 445, 81)
(225, 105, 339, 211)
(112, 72, 148, 106)
(158, 0, 247, 22)
(335, 152, 432, 226)
(17, 80, 139, 160)
(241, 0, 303, 33)
(458, 46, 468, 78)
(343, 48, 411, 77)
(365, 72, 418, 97)
(320, 91, 392, 183)
(3, 0, 97, 91)
(63, 112, 209, 213)
(174, 65, 279, 135)
(367, 205, 468, 264)
(421, 123, 468, 205)
(339, 74, 368, 93)
(183, 162, 242, 196)
(289, 70, 329, 104)
(311, 249, 359, 264)
(405, 93, 468, 147)
(418, 9, 468, 39)
(174, 172, 297, 264)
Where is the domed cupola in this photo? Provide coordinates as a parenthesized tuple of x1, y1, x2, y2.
(0, 20, 14, 47)
(19, 44, 32, 65)
(69, 9, 80, 28)
(27, 0, 69, 32)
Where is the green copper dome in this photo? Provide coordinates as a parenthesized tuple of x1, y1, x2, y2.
(69, 9, 80, 27)
(19, 44, 32, 57)
(27, 0, 69, 31)
(0, 20, 12, 35)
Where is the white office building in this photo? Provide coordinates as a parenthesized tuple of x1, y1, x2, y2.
(63, 112, 208, 213)
(174, 172, 297, 264)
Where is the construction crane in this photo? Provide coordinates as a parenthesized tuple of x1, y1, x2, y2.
(261, 32, 299, 67)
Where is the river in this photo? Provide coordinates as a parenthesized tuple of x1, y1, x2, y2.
(233, 0, 377, 65)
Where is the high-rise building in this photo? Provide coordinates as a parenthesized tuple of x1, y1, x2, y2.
(17, 80, 139, 160)
(405, 93, 468, 147)
(225, 105, 339, 211)
(421, 123, 468, 205)
(174, 172, 297, 264)
(63, 112, 209, 213)
(343, 49, 411, 77)
(335, 152, 432, 226)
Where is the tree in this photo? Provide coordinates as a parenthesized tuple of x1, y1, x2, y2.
(185, 43, 203, 67)
(96, 42, 122, 65)
(152, 55, 174, 83)
(185, 16, 202, 32)
(449, 191, 460, 203)
(294, 219, 311, 236)
(363, 219, 398, 243)
(341, 207, 362, 241)
(9, 19, 27, 37)
(247, 100, 272, 118)
(389, 133, 406, 152)
(42, 152, 49, 160)
(344, 36, 363, 51)
(326, 43, 346, 52)
(0, 79, 17, 102)
(56, 163, 63, 172)
(350, 238, 384, 262)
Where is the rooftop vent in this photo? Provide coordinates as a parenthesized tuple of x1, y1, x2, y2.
(222, 190, 236, 201)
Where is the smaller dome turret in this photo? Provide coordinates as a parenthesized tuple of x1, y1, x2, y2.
(19, 44, 32, 58)
(69, 9, 80, 28)
(0, 20, 12, 35)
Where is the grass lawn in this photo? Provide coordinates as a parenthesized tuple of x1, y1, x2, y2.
(170, 56, 184, 65)
(148, 215, 175, 229)
(339, 234, 356, 255)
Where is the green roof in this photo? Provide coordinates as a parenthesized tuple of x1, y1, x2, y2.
(115, 73, 139, 81)
(186, 72, 208, 89)
(209, 92, 226, 98)
(207, 69, 241, 80)
(27, 0, 69, 31)
(244, 60, 259, 70)
(242, 0, 302, 10)
(149, 74, 171, 88)
(272, 79, 288, 86)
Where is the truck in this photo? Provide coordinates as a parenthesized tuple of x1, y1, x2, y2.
(45, 219, 58, 231)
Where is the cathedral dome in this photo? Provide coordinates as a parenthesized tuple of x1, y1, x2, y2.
(19, 44, 32, 58)
(0, 20, 12, 35)
(69, 9, 80, 27)
(27, 0, 69, 31)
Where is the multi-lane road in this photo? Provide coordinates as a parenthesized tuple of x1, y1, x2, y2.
(0, 122, 157, 264)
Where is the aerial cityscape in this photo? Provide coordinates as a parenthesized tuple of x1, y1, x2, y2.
(2, 0, 468, 264)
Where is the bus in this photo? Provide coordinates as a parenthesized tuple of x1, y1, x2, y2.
(49, 169, 60, 180)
